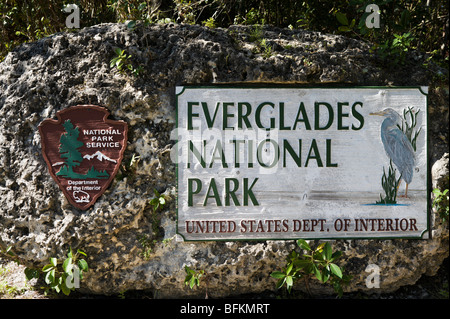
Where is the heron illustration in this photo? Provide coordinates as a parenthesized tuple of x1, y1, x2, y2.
(370, 108, 415, 198)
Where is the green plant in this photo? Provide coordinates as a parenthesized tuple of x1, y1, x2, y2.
(248, 25, 273, 58)
(110, 48, 130, 72)
(2, 1, 448, 70)
(433, 188, 449, 222)
(0, 245, 15, 261)
(372, 32, 415, 66)
(138, 234, 157, 260)
(202, 17, 216, 28)
(138, 189, 167, 260)
(376, 160, 401, 205)
(110, 48, 143, 77)
(270, 239, 350, 297)
(149, 189, 166, 212)
(438, 281, 449, 299)
(0, 264, 29, 297)
(336, 11, 356, 33)
(184, 265, 205, 289)
(25, 248, 88, 296)
(398, 107, 421, 151)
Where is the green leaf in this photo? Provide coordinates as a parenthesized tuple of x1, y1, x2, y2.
(331, 251, 342, 261)
(336, 12, 348, 26)
(276, 277, 286, 289)
(270, 271, 286, 279)
(338, 26, 350, 32)
(322, 268, 330, 283)
(400, 9, 411, 27)
(323, 242, 332, 260)
(349, 18, 356, 29)
(285, 275, 293, 288)
(24, 267, 40, 280)
(67, 247, 73, 259)
(61, 280, 71, 295)
(110, 59, 118, 68)
(185, 265, 195, 275)
(312, 265, 322, 282)
(42, 264, 53, 272)
(297, 239, 311, 251)
(329, 263, 343, 278)
(77, 249, 87, 257)
(294, 259, 310, 269)
(45, 269, 55, 285)
(433, 188, 442, 195)
(286, 262, 293, 275)
(63, 257, 73, 273)
(50, 257, 57, 267)
(78, 259, 89, 272)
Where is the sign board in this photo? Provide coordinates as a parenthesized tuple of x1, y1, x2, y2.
(175, 87, 428, 240)
(39, 105, 128, 210)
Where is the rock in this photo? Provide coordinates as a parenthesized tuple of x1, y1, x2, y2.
(0, 23, 448, 297)
(432, 153, 449, 190)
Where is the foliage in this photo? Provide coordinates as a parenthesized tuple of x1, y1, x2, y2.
(149, 189, 166, 212)
(398, 107, 421, 151)
(248, 25, 273, 58)
(371, 32, 416, 65)
(202, 17, 217, 29)
(184, 265, 204, 289)
(0, 263, 30, 297)
(117, 153, 140, 181)
(138, 189, 167, 260)
(376, 160, 401, 204)
(0, 245, 16, 261)
(376, 107, 421, 205)
(137, 234, 157, 260)
(24, 248, 88, 296)
(270, 239, 351, 297)
(110, 47, 143, 77)
(1, 1, 448, 69)
(433, 188, 449, 222)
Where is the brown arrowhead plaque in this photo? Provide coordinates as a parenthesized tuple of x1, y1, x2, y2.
(39, 105, 128, 210)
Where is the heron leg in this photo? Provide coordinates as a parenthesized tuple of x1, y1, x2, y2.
(399, 183, 409, 198)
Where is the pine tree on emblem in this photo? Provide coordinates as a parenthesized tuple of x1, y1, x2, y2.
(56, 120, 84, 177)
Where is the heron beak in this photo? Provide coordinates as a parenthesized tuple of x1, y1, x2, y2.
(369, 110, 386, 116)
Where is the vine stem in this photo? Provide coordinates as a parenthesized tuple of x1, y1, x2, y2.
(304, 274, 312, 296)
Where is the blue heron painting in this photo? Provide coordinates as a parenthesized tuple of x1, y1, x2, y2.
(370, 108, 416, 198)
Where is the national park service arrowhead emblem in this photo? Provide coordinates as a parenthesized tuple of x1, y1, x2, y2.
(39, 105, 128, 210)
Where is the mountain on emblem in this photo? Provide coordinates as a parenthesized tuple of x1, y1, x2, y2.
(83, 151, 117, 163)
(39, 105, 128, 210)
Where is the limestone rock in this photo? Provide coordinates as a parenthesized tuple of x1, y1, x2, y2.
(0, 23, 448, 297)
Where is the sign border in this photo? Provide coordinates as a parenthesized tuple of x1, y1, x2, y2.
(175, 85, 430, 241)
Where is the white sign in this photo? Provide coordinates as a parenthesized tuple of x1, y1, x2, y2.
(174, 87, 429, 240)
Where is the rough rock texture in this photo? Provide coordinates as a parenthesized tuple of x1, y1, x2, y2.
(0, 23, 448, 297)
